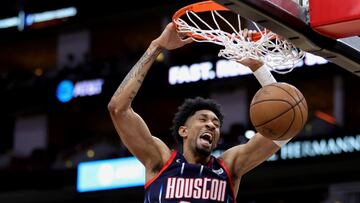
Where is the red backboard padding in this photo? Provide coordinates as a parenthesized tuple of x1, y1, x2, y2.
(310, 0, 360, 39)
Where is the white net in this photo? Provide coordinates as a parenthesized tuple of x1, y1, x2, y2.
(174, 10, 305, 74)
(293, 0, 309, 7)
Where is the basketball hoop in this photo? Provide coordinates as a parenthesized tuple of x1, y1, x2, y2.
(172, 1, 305, 74)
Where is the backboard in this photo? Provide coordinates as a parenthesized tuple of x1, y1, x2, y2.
(213, 0, 360, 77)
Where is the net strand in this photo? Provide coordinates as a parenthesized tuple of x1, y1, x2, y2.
(174, 10, 305, 74)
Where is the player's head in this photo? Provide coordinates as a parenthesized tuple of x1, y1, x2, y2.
(171, 97, 224, 156)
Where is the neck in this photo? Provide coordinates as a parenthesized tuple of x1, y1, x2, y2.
(182, 148, 211, 165)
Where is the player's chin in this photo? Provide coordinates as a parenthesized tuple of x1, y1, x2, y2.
(195, 145, 212, 156)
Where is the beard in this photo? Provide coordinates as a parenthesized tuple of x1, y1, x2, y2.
(195, 144, 212, 157)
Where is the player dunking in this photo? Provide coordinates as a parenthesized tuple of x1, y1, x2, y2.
(108, 23, 291, 202)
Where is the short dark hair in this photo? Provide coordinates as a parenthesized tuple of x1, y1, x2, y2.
(171, 97, 224, 143)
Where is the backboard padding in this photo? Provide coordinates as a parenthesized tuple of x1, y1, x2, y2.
(214, 0, 360, 76)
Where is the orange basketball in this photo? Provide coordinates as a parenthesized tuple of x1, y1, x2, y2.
(249, 82, 308, 140)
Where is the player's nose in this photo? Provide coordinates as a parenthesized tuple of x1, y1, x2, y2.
(205, 121, 216, 131)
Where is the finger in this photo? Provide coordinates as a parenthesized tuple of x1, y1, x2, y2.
(242, 28, 248, 39)
(247, 30, 253, 41)
(177, 32, 186, 39)
(167, 22, 176, 32)
(182, 37, 193, 44)
(177, 29, 192, 40)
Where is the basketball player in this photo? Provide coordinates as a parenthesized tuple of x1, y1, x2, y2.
(108, 23, 290, 202)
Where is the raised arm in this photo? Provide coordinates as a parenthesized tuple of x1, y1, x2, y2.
(107, 23, 192, 174)
(220, 56, 287, 195)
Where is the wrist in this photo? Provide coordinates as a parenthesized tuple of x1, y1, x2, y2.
(273, 138, 292, 147)
(148, 41, 164, 58)
(150, 40, 164, 51)
(248, 61, 264, 72)
(253, 65, 277, 87)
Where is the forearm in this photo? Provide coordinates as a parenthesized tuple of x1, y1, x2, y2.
(108, 42, 163, 112)
(237, 59, 277, 86)
(252, 65, 277, 86)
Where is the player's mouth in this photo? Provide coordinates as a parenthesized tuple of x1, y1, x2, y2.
(199, 132, 213, 146)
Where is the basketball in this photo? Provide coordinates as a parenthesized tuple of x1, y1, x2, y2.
(249, 82, 308, 140)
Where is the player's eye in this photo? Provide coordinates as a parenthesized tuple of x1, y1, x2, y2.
(199, 117, 206, 122)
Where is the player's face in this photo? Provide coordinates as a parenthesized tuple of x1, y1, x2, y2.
(184, 110, 221, 156)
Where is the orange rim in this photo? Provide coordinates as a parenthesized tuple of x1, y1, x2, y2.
(172, 0, 263, 41)
(172, 1, 229, 21)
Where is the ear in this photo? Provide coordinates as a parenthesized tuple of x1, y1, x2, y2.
(178, 126, 188, 139)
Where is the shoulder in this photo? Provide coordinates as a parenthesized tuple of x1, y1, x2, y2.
(149, 136, 173, 171)
(218, 145, 247, 176)
(219, 134, 280, 176)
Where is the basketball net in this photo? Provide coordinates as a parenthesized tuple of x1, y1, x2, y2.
(173, 1, 305, 74)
